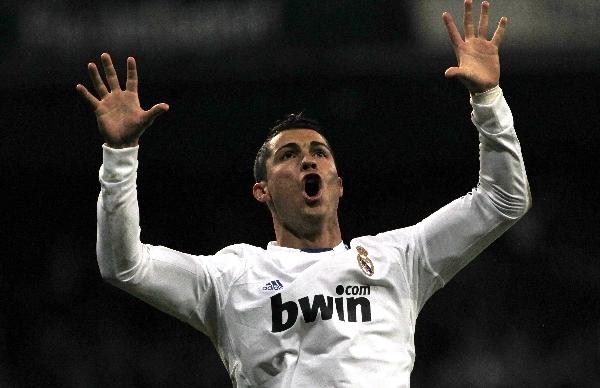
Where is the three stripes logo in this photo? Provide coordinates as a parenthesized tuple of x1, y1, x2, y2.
(262, 279, 284, 291)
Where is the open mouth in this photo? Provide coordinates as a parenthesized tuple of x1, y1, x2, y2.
(303, 174, 322, 199)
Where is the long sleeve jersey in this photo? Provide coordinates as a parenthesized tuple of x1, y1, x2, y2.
(97, 87, 531, 388)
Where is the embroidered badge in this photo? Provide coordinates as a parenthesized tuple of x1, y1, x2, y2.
(356, 246, 374, 277)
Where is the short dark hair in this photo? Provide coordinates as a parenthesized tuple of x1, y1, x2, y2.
(253, 113, 331, 182)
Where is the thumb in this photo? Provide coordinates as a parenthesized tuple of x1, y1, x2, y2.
(144, 103, 170, 124)
(444, 67, 462, 79)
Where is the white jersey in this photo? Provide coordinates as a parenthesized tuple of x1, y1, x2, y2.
(96, 87, 531, 387)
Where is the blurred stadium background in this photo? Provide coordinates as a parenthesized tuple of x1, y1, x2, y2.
(2, 1, 599, 387)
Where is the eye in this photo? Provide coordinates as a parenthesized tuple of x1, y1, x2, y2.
(281, 150, 296, 160)
(314, 149, 328, 158)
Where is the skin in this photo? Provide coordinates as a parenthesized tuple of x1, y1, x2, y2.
(77, 0, 507, 248)
(252, 129, 344, 249)
(75, 55, 169, 149)
(443, 0, 507, 93)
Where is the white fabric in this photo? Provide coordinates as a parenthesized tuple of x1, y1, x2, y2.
(96, 88, 530, 387)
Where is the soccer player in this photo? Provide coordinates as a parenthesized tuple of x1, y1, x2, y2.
(76, 1, 531, 386)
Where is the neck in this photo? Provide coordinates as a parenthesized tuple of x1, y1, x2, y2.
(272, 216, 342, 250)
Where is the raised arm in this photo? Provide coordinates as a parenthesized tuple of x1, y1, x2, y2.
(77, 53, 169, 281)
(394, 1, 531, 308)
(77, 55, 221, 336)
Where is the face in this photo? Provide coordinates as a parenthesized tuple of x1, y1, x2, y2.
(253, 129, 343, 234)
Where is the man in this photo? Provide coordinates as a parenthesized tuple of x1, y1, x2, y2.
(76, 1, 531, 386)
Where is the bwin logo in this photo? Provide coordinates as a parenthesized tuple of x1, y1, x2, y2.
(270, 284, 371, 333)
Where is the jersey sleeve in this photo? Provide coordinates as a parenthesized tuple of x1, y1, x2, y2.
(96, 145, 244, 339)
(379, 88, 531, 311)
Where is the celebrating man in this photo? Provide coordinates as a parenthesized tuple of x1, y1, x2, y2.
(76, 1, 531, 387)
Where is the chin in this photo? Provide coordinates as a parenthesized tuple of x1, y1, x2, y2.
(301, 205, 336, 223)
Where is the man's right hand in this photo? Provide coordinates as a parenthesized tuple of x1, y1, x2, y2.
(76, 53, 169, 148)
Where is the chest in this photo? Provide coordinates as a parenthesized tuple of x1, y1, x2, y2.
(222, 245, 415, 344)
(219, 246, 417, 385)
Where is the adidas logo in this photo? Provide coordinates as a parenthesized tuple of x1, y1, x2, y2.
(262, 279, 284, 291)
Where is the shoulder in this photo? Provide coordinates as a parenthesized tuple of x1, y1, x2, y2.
(215, 243, 266, 259)
(348, 226, 424, 269)
(351, 225, 419, 250)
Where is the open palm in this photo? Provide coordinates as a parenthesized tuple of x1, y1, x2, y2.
(443, 0, 507, 93)
(76, 53, 169, 148)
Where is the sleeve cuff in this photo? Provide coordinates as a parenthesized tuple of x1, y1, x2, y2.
(470, 86, 513, 136)
(470, 85, 502, 106)
(100, 144, 139, 183)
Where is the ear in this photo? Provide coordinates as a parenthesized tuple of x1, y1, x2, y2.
(253, 181, 269, 203)
(337, 176, 344, 198)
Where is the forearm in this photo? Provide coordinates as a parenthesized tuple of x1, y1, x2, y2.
(471, 86, 531, 217)
(96, 146, 221, 334)
(414, 88, 531, 292)
(96, 144, 144, 282)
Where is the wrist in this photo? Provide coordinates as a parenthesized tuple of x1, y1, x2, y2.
(470, 85, 502, 105)
(105, 140, 139, 149)
(101, 144, 139, 183)
(469, 83, 498, 95)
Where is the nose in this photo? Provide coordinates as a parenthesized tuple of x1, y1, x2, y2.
(301, 155, 317, 171)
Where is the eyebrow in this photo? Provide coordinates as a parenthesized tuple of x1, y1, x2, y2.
(274, 141, 332, 156)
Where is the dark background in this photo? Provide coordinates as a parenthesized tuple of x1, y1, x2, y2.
(2, 1, 599, 387)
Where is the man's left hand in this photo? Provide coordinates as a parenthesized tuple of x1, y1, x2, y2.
(443, 0, 507, 93)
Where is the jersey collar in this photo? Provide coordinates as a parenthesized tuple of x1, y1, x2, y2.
(267, 241, 348, 253)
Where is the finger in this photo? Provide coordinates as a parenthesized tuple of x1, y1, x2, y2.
(444, 67, 463, 79)
(87, 62, 109, 98)
(478, 1, 490, 39)
(125, 57, 138, 94)
(443, 12, 464, 48)
(463, 0, 475, 39)
(491, 17, 508, 47)
(143, 103, 170, 125)
(100, 53, 121, 92)
(76, 84, 100, 110)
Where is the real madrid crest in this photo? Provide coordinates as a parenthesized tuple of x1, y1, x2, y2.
(356, 246, 374, 277)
